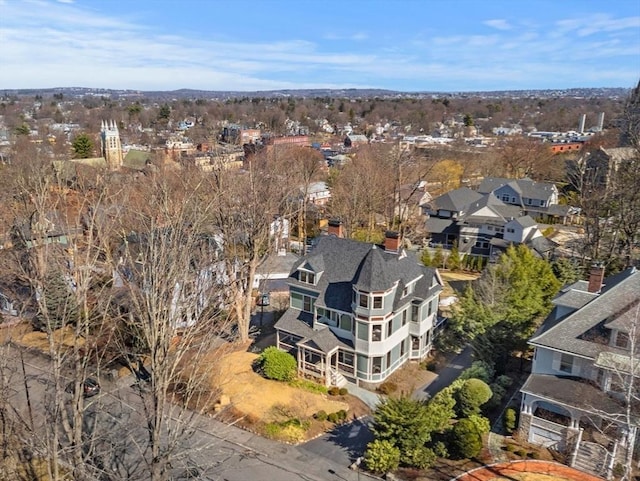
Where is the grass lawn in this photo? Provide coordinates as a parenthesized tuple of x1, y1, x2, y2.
(210, 349, 370, 442)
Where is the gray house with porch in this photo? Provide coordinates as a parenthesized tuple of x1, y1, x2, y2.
(275, 227, 443, 387)
(519, 265, 639, 479)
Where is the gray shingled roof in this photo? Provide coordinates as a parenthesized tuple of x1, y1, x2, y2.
(552, 289, 598, 310)
(432, 187, 482, 213)
(515, 215, 537, 228)
(425, 217, 455, 234)
(530, 267, 639, 358)
(274, 309, 315, 338)
(521, 374, 628, 418)
(289, 236, 438, 313)
(462, 193, 522, 223)
(298, 327, 353, 353)
(478, 177, 556, 201)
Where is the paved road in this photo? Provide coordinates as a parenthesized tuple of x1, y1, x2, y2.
(6, 345, 366, 481)
(300, 416, 373, 471)
(412, 345, 474, 400)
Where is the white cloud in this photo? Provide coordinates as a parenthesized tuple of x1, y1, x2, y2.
(0, 0, 638, 91)
(484, 19, 512, 31)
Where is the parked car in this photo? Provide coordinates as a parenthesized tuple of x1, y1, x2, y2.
(65, 378, 101, 398)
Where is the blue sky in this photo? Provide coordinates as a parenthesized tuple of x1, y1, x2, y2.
(1, 0, 639, 92)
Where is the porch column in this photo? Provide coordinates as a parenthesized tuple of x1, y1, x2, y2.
(297, 346, 302, 377)
(569, 427, 583, 467)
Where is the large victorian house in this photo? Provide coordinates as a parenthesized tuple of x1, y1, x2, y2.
(519, 265, 639, 479)
(275, 223, 443, 387)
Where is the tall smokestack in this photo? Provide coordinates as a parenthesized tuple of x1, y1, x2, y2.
(597, 112, 605, 131)
(578, 114, 586, 134)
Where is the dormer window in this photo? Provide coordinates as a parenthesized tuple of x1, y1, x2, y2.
(299, 270, 315, 285)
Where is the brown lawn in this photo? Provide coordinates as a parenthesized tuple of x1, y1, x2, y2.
(211, 350, 349, 422)
(16, 325, 85, 351)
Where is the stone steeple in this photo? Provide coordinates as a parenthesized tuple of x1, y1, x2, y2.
(100, 120, 123, 170)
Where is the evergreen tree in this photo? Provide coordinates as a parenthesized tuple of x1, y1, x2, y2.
(72, 133, 94, 159)
(421, 248, 432, 267)
(445, 245, 561, 362)
(433, 245, 445, 269)
(34, 271, 79, 331)
(447, 242, 461, 270)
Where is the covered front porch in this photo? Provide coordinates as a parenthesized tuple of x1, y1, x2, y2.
(520, 374, 637, 480)
(296, 328, 355, 387)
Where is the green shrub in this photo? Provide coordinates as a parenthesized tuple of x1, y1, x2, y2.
(377, 381, 397, 395)
(467, 414, 491, 435)
(504, 443, 516, 452)
(404, 446, 436, 469)
(529, 451, 541, 459)
(338, 387, 348, 396)
(504, 408, 517, 434)
(328, 386, 340, 396)
(432, 441, 448, 458)
(459, 361, 495, 383)
(257, 347, 297, 381)
(424, 360, 438, 371)
(487, 383, 507, 410)
(495, 375, 513, 388)
(515, 449, 527, 457)
(364, 439, 400, 474)
(314, 410, 328, 421)
(289, 378, 328, 394)
(327, 412, 339, 423)
(449, 418, 483, 460)
(337, 409, 348, 420)
(455, 379, 493, 417)
(263, 422, 283, 438)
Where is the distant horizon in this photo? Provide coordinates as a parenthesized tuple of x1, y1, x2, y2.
(3, 85, 634, 95)
(2, 0, 639, 92)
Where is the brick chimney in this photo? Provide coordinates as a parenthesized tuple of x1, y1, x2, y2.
(588, 263, 605, 293)
(384, 231, 401, 253)
(327, 219, 344, 238)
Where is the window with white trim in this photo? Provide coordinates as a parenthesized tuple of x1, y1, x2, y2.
(299, 270, 315, 284)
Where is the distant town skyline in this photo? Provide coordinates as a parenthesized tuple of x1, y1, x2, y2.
(1, 0, 639, 92)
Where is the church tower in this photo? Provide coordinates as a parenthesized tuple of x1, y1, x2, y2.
(101, 120, 123, 170)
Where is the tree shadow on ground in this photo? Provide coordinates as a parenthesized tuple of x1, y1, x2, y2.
(324, 416, 374, 462)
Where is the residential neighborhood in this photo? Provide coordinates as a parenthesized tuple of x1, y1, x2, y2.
(0, 24, 639, 480)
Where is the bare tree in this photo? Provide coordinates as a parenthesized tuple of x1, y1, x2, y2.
(208, 149, 298, 343)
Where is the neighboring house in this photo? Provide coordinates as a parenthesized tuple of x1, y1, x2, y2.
(305, 181, 331, 206)
(519, 265, 639, 479)
(425, 187, 483, 247)
(394, 182, 432, 223)
(112, 230, 227, 329)
(252, 251, 299, 294)
(14, 211, 81, 249)
(456, 193, 522, 257)
(344, 134, 369, 148)
(477, 177, 570, 224)
(425, 188, 552, 259)
(274, 227, 443, 387)
(489, 215, 558, 261)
